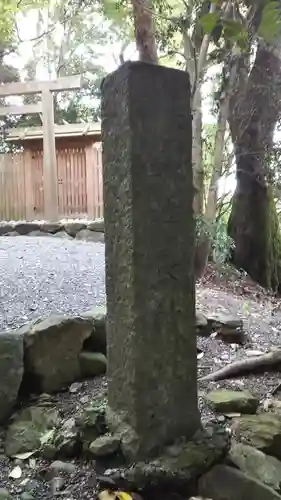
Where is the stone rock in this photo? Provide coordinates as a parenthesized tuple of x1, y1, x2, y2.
(39, 223, 62, 234)
(4, 405, 60, 457)
(4, 231, 20, 236)
(89, 434, 120, 457)
(20, 493, 34, 500)
(205, 389, 259, 414)
(79, 352, 107, 378)
(207, 312, 243, 329)
(215, 326, 247, 344)
(28, 230, 48, 237)
(63, 223, 86, 237)
(87, 221, 104, 232)
(81, 305, 107, 354)
(198, 464, 281, 500)
(0, 488, 13, 500)
(228, 443, 281, 492)
(196, 312, 209, 336)
(0, 489, 13, 500)
(41, 444, 57, 460)
(109, 426, 229, 491)
(232, 413, 281, 460)
(50, 477, 65, 494)
(207, 312, 246, 344)
(22, 315, 92, 393)
(52, 231, 72, 239)
(196, 312, 208, 327)
(0, 224, 14, 236)
(47, 460, 76, 479)
(0, 332, 24, 423)
(75, 229, 104, 242)
(14, 223, 40, 235)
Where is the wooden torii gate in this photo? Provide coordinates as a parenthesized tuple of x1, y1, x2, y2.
(0, 76, 84, 221)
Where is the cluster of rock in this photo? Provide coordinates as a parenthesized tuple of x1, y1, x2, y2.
(108, 389, 281, 499)
(3, 396, 117, 460)
(4, 387, 281, 500)
(0, 302, 273, 500)
(196, 310, 246, 344)
(0, 220, 104, 242)
(0, 306, 107, 423)
(198, 388, 281, 499)
(1, 307, 245, 428)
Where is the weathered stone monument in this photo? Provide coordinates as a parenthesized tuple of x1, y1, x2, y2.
(101, 61, 200, 461)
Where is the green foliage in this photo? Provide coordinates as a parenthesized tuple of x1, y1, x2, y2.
(199, 11, 219, 34)
(200, 0, 281, 48)
(195, 213, 213, 241)
(200, 11, 249, 50)
(258, 1, 281, 42)
(195, 214, 234, 267)
(212, 217, 235, 266)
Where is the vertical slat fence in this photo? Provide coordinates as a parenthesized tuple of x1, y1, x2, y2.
(0, 141, 103, 221)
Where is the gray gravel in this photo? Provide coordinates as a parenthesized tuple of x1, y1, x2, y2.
(0, 236, 106, 331)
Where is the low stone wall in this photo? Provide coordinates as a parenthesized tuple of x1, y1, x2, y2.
(0, 305, 107, 424)
(0, 220, 104, 242)
(0, 306, 245, 425)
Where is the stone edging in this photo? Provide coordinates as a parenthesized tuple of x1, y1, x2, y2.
(0, 305, 107, 424)
(0, 220, 104, 242)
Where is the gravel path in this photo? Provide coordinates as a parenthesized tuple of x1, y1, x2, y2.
(0, 236, 106, 331)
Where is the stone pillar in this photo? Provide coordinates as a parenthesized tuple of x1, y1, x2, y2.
(101, 61, 200, 461)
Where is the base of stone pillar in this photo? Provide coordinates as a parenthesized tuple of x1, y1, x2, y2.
(101, 424, 230, 497)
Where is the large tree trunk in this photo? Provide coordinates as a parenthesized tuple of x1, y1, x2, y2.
(228, 43, 281, 289)
(131, 0, 158, 64)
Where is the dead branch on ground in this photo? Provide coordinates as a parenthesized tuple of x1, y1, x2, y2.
(199, 350, 281, 382)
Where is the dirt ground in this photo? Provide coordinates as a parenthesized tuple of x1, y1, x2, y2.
(197, 263, 281, 405)
(1, 263, 281, 499)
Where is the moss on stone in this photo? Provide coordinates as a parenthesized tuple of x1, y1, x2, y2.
(233, 413, 281, 460)
(109, 426, 230, 493)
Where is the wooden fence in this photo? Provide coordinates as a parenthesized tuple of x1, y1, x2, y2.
(0, 143, 103, 221)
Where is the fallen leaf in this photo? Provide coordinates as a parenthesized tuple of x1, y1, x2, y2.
(116, 493, 133, 500)
(9, 466, 22, 479)
(12, 451, 36, 460)
(98, 490, 116, 500)
(98, 490, 133, 500)
(19, 478, 29, 486)
(29, 458, 36, 469)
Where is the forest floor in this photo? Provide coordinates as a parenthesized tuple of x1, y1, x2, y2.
(197, 263, 281, 414)
(2, 262, 281, 499)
